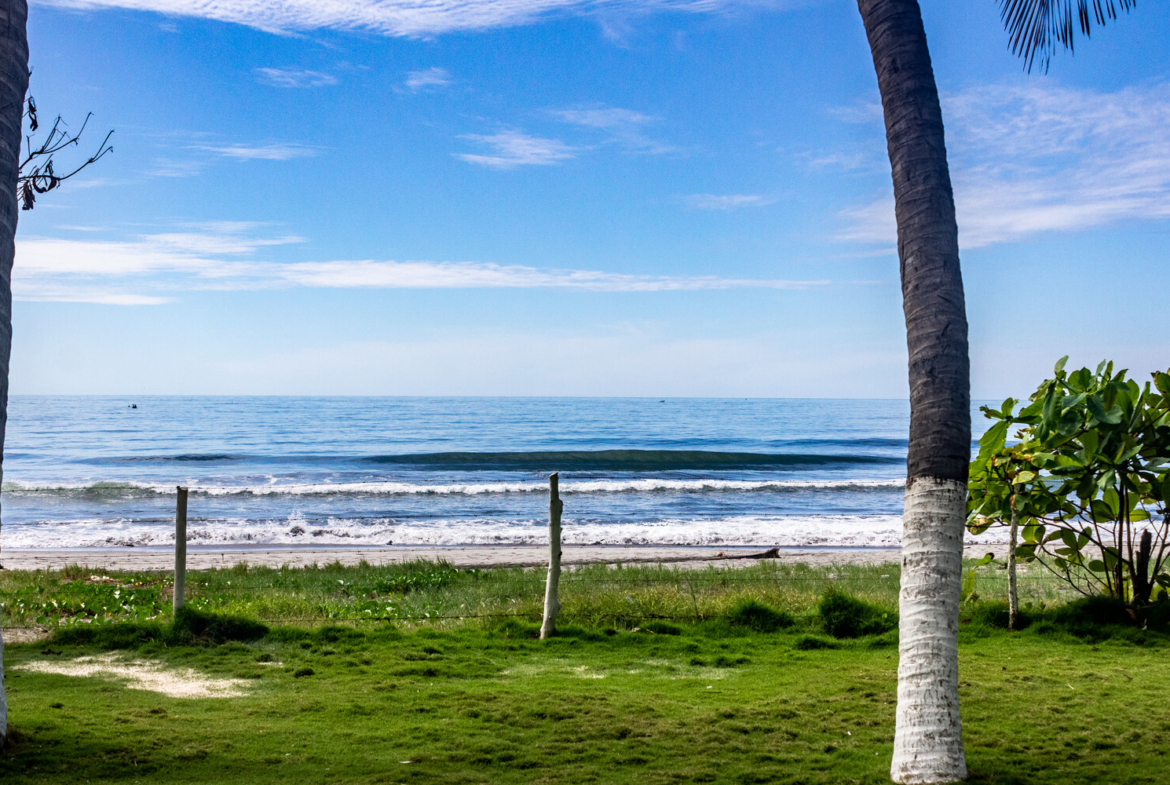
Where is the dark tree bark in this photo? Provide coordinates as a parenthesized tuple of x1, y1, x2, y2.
(855, 1, 970, 782)
(0, 0, 29, 743)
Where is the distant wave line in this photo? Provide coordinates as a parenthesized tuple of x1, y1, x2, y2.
(1, 477, 907, 498)
(73, 448, 906, 470)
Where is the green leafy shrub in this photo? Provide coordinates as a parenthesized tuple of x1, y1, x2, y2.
(723, 599, 794, 632)
(968, 360, 1170, 606)
(817, 589, 895, 638)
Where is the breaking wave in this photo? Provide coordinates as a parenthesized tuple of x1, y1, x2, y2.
(1, 513, 1004, 550)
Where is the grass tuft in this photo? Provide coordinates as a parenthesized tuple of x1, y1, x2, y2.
(817, 588, 896, 639)
(722, 599, 794, 632)
(793, 635, 839, 651)
(170, 607, 268, 645)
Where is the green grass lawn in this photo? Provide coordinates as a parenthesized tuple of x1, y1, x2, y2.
(1, 562, 1167, 784)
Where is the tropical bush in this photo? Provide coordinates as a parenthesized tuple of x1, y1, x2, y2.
(968, 359, 1170, 605)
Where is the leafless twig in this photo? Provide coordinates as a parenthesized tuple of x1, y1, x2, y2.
(18, 96, 113, 210)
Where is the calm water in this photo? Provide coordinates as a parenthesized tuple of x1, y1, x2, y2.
(0, 397, 996, 550)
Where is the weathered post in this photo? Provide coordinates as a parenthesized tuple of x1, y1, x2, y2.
(174, 486, 188, 615)
(540, 473, 563, 640)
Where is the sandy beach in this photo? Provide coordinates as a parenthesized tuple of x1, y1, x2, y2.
(0, 543, 1010, 572)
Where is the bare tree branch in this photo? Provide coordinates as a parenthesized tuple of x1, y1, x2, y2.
(18, 96, 113, 211)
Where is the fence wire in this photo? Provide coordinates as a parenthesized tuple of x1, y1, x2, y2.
(0, 565, 1077, 632)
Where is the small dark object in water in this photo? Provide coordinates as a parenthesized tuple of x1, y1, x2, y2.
(659, 400, 665, 403)
(130, 404, 137, 409)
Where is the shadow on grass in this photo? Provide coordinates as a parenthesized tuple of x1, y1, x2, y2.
(52, 607, 267, 649)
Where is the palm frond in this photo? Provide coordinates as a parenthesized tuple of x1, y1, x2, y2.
(998, 0, 1136, 72)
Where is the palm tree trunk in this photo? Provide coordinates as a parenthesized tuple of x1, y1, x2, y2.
(0, 0, 29, 746)
(855, 1, 970, 782)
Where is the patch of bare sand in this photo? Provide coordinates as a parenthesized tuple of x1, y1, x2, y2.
(2, 627, 52, 644)
(16, 653, 248, 698)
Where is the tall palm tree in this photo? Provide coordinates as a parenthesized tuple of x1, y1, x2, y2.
(854, 1, 970, 782)
(999, 0, 1136, 72)
(0, 0, 29, 745)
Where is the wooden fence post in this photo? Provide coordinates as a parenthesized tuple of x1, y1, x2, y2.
(174, 486, 188, 615)
(540, 473, 563, 639)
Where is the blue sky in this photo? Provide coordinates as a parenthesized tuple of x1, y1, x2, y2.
(12, 0, 1170, 397)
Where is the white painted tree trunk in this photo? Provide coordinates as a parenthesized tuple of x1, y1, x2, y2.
(892, 477, 968, 784)
(1008, 498, 1019, 631)
(540, 473, 563, 640)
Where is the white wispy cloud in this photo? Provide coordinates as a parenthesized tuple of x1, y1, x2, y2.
(402, 67, 452, 93)
(255, 67, 337, 88)
(196, 142, 320, 161)
(146, 157, 205, 178)
(13, 227, 829, 304)
(553, 105, 674, 155)
(36, 1, 799, 37)
(278, 260, 824, 291)
(554, 107, 652, 128)
(837, 82, 1170, 249)
(680, 194, 775, 210)
(454, 131, 577, 169)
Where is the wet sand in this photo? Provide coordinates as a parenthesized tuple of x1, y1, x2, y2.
(0, 543, 1008, 572)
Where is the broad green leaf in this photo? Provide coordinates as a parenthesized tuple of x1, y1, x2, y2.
(978, 421, 1009, 453)
(961, 569, 976, 602)
(967, 518, 992, 536)
(1088, 560, 1107, 573)
(1000, 398, 1016, 418)
(1062, 393, 1087, 412)
(1054, 356, 1068, 376)
(1088, 395, 1122, 425)
(1090, 499, 1114, 522)
(1080, 430, 1099, 456)
(1103, 488, 1120, 517)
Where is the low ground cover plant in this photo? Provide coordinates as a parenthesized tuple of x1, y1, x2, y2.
(0, 560, 1072, 631)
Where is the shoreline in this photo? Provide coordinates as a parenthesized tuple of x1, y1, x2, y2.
(0, 543, 1009, 571)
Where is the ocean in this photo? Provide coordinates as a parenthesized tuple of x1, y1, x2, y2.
(0, 396, 996, 550)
